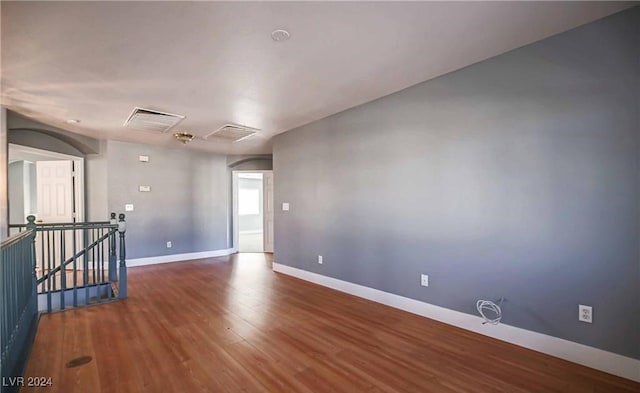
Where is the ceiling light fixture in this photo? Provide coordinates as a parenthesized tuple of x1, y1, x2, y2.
(271, 29, 291, 42)
(66, 119, 80, 124)
(174, 132, 194, 144)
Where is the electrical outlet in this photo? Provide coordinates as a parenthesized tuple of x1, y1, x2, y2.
(318, 255, 323, 264)
(421, 274, 429, 287)
(166, 241, 172, 248)
(125, 204, 134, 212)
(579, 305, 592, 323)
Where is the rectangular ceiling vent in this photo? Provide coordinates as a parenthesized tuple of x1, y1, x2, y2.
(204, 124, 258, 142)
(123, 107, 185, 133)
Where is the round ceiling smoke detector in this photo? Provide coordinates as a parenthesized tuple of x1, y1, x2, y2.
(271, 29, 291, 42)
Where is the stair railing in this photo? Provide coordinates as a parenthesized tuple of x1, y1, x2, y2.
(8, 213, 127, 313)
(1, 225, 37, 390)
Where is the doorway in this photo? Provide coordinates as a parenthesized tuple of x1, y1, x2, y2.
(232, 170, 274, 253)
(8, 144, 84, 227)
(8, 144, 86, 274)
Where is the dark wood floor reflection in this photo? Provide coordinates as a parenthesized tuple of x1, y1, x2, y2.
(22, 253, 640, 392)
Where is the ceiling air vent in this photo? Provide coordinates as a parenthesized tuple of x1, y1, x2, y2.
(123, 107, 185, 133)
(204, 124, 258, 142)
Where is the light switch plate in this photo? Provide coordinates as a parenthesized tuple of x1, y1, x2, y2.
(125, 204, 134, 212)
(139, 185, 151, 192)
(139, 155, 149, 162)
(282, 202, 290, 211)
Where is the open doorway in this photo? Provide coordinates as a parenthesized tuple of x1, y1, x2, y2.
(232, 170, 274, 253)
(238, 173, 263, 252)
(8, 144, 84, 228)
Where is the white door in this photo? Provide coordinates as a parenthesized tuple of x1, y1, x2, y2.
(35, 160, 76, 274)
(263, 171, 274, 253)
(36, 160, 74, 223)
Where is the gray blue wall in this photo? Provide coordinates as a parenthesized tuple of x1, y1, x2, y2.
(7, 112, 100, 155)
(5, 112, 242, 258)
(228, 155, 273, 171)
(273, 7, 640, 358)
(8, 161, 35, 224)
(86, 141, 109, 221)
(8, 161, 25, 224)
(107, 141, 229, 259)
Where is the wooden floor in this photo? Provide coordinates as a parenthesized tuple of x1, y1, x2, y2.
(22, 253, 640, 393)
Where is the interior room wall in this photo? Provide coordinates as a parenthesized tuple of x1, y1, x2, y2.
(86, 141, 109, 221)
(8, 130, 83, 157)
(273, 7, 639, 359)
(7, 112, 100, 155)
(5, 112, 232, 259)
(107, 141, 229, 259)
(227, 155, 273, 171)
(8, 161, 25, 224)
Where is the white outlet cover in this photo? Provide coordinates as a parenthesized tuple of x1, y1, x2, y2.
(421, 274, 429, 287)
(166, 241, 172, 248)
(282, 202, 290, 211)
(139, 155, 150, 162)
(579, 304, 593, 323)
(125, 204, 134, 211)
(318, 255, 323, 264)
(139, 185, 151, 192)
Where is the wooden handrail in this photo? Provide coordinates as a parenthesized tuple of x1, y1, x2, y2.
(9, 221, 113, 228)
(0, 229, 35, 249)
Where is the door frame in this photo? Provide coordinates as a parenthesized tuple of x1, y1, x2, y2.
(232, 170, 273, 253)
(9, 143, 85, 223)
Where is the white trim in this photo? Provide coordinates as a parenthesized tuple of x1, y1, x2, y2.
(73, 160, 85, 222)
(128, 248, 235, 267)
(9, 143, 83, 160)
(272, 263, 640, 382)
(232, 172, 239, 251)
(262, 171, 274, 253)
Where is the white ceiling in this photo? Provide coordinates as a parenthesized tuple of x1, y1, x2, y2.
(1, 1, 633, 155)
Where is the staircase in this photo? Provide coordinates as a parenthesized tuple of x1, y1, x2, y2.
(13, 213, 128, 312)
(1, 213, 128, 392)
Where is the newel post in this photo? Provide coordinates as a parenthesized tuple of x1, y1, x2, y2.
(26, 215, 38, 308)
(118, 213, 127, 299)
(108, 212, 117, 281)
(26, 215, 37, 240)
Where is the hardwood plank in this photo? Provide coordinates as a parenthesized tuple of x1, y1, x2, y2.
(21, 253, 640, 393)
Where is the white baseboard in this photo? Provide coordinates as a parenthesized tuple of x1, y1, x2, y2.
(128, 248, 235, 267)
(272, 263, 640, 382)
